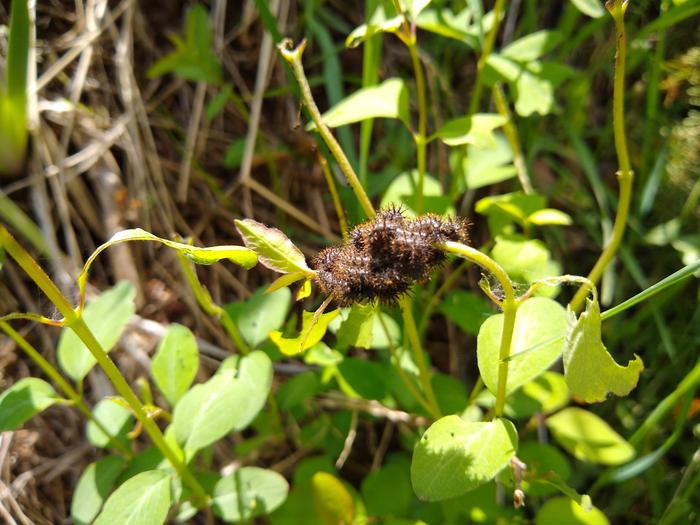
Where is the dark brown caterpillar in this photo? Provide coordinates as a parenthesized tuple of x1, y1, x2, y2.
(311, 207, 470, 306)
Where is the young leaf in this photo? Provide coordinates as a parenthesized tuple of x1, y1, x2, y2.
(336, 303, 377, 349)
(86, 398, 134, 449)
(411, 416, 518, 501)
(57, 281, 136, 382)
(535, 496, 610, 525)
(0, 378, 59, 431)
(501, 30, 563, 62)
(213, 467, 289, 522)
(225, 286, 292, 348)
(564, 299, 643, 403)
(234, 219, 311, 275)
(311, 472, 355, 525)
(94, 470, 172, 525)
(269, 309, 340, 356)
(432, 113, 507, 148)
(151, 323, 199, 407)
(71, 456, 126, 525)
(526, 208, 573, 226)
(310, 78, 410, 129)
(546, 407, 635, 465)
(172, 351, 272, 452)
(478, 297, 567, 396)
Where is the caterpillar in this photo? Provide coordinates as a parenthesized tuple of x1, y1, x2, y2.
(311, 207, 470, 306)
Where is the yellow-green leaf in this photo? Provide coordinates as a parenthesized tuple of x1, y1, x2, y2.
(269, 309, 340, 356)
(235, 219, 311, 275)
(311, 472, 355, 525)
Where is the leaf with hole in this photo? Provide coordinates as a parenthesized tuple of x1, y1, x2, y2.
(564, 299, 643, 403)
(411, 416, 518, 501)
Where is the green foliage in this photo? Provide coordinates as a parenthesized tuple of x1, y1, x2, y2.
(151, 323, 199, 407)
(71, 456, 126, 525)
(0, 378, 59, 431)
(94, 470, 172, 525)
(213, 467, 289, 522)
(86, 398, 133, 449)
(225, 286, 292, 348)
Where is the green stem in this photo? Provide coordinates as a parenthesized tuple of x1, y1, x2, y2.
(278, 39, 375, 219)
(468, 0, 506, 116)
(570, 0, 633, 311)
(400, 296, 441, 419)
(407, 39, 428, 214)
(441, 241, 517, 418)
(0, 321, 132, 457)
(418, 261, 469, 336)
(0, 226, 208, 505)
(318, 152, 349, 239)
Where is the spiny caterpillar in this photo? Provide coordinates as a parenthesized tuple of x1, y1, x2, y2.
(311, 207, 470, 306)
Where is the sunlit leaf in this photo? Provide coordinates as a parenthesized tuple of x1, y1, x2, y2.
(71, 456, 126, 525)
(0, 378, 58, 431)
(213, 467, 289, 522)
(86, 398, 134, 449)
(535, 496, 610, 525)
(94, 470, 171, 525)
(269, 309, 340, 356)
(336, 303, 377, 349)
(527, 208, 573, 226)
(151, 323, 199, 407)
(311, 472, 355, 525)
(501, 30, 562, 62)
(235, 219, 311, 275)
(381, 170, 453, 216)
(569, 0, 606, 18)
(432, 113, 507, 148)
(225, 286, 292, 348)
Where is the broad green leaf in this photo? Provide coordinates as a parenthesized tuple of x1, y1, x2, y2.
(0, 378, 59, 431)
(475, 191, 546, 236)
(485, 54, 522, 82)
(235, 219, 311, 275)
(527, 208, 573, 226)
(477, 297, 567, 396)
(311, 472, 355, 525)
(546, 407, 635, 465)
(491, 236, 561, 297)
(225, 286, 292, 347)
(311, 78, 410, 129)
(94, 470, 171, 525)
(415, 8, 478, 47)
(564, 299, 643, 403)
(336, 358, 387, 400)
(432, 373, 468, 415)
(213, 467, 289, 522)
(380, 170, 453, 216)
(411, 416, 518, 501)
(277, 371, 321, 410)
(58, 282, 136, 382)
(71, 456, 126, 525)
(269, 309, 340, 356)
(147, 4, 222, 84)
(172, 351, 272, 452)
(535, 496, 609, 525)
(151, 323, 199, 407)
(305, 342, 344, 367)
(361, 457, 413, 517)
(432, 113, 507, 148)
(450, 134, 516, 193)
(336, 303, 377, 349)
(514, 70, 555, 116)
(87, 398, 134, 449)
(569, 0, 605, 18)
(509, 371, 570, 418)
(439, 290, 492, 335)
(501, 31, 562, 62)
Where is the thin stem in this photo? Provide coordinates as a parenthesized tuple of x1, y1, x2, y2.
(278, 39, 375, 219)
(418, 261, 469, 336)
(570, 0, 633, 311)
(400, 296, 441, 419)
(441, 241, 517, 418)
(0, 322, 132, 457)
(407, 40, 428, 214)
(318, 152, 349, 239)
(468, 0, 506, 116)
(492, 83, 533, 194)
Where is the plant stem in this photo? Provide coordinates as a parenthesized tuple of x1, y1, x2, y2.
(418, 261, 469, 336)
(441, 241, 517, 418)
(0, 321, 132, 457)
(0, 226, 208, 505)
(318, 152, 348, 239)
(407, 39, 428, 214)
(400, 296, 441, 419)
(570, 0, 633, 311)
(468, 0, 506, 116)
(277, 39, 375, 219)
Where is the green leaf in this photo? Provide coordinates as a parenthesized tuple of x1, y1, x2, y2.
(147, 5, 222, 84)
(87, 398, 134, 449)
(476, 191, 546, 236)
(380, 170, 453, 217)
(517, 442, 571, 497)
(439, 290, 492, 335)
(546, 407, 635, 465)
(564, 299, 643, 403)
(508, 371, 570, 418)
(311, 78, 410, 129)
(570, 0, 606, 18)
(411, 416, 518, 501)
(305, 342, 343, 367)
(345, 5, 402, 48)
(361, 457, 413, 517)
(336, 303, 377, 349)
(432, 373, 468, 415)
(267, 272, 307, 293)
(277, 371, 321, 411)
(172, 351, 272, 452)
(0, 378, 59, 431)
(213, 467, 289, 522)
(501, 31, 562, 62)
(94, 470, 172, 525)
(491, 236, 561, 297)
(235, 219, 311, 275)
(451, 134, 517, 191)
(477, 297, 567, 396)
(311, 472, 355, 525)
(225, 286, 292, 348)
(514, 70, 555, 116)
(151, 323, 199, 407)
(269, 309, 340, 356)
(71, 456, 126, 525)
(336, 358, 387, 401)
(206, 83, 233, 121)
(415, 8, 478, 47)
(432, 113, 507, 148)
(58, 281, 136, 382)
(527, 208, 573, 226)
(535, 496, 610, 525)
